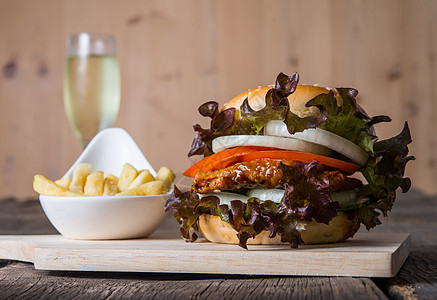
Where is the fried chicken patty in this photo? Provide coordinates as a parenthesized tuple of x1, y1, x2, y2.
(191, 159, 361, 194)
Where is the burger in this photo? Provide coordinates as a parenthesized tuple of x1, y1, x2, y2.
(165, 72, 414, 249)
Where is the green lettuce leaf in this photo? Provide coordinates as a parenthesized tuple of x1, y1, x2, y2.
(305, 88, 391, 154)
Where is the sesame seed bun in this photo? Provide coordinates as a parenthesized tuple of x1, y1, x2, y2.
(223, 85, 339, 118)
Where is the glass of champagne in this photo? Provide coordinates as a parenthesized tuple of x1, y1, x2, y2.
(64, 32, 121, 147)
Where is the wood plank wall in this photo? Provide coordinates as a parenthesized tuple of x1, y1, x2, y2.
(0, 0, 436, 198)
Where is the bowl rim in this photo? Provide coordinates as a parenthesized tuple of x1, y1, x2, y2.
(39, 191, 172, 201)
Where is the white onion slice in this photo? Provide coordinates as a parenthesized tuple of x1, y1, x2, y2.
(212, 135, 331, 156)
(199, 189, 369, 210)
(248, 189, 364, 207)
(198, 192, 249, 206)
(198, 190, 283, 205)
(264, 120, 368, 165)
(247, 189, 284, 203)
(332, 190, 358, 206)
(332, 190, 370, 210)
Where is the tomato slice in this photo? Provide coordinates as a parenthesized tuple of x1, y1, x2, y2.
(183, 146, 277, 177)
(241, 150, 359, 175)
(183, 146, 359, 177)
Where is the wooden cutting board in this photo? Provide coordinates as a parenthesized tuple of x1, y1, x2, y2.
(0, 232, 410, 277)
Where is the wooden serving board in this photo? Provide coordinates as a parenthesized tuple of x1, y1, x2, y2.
(0, 232, 410, 277)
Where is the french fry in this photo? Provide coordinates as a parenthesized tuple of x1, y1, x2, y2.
(155, 167, 175, 192)
(33, 175, 79, 197)
(33, 163, 174, 198)
(117, 163, 138, 192)
(129, 170, 154, 189)
(84, 171, 104, 196)
(103, 174, 119, 196)
(55, 177, 70, 190)
(117, 180, 164, 196)
(69, 163, 92, 194)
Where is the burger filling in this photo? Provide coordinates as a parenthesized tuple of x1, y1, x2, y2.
(165, 72, 414, 249)
(191, 159, 361, 194)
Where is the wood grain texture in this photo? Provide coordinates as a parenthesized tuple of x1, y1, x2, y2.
(0, 0, 435, 196)
(0, 232, 410, 277)
(1, 190, 436, 299)
(370, 190, 437, 299)
(0, 262, 389, 300)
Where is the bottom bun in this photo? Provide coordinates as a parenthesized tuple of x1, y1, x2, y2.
(198, 212, 360, 245)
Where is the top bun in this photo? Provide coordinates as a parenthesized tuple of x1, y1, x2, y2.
(223, 85, 338, 118)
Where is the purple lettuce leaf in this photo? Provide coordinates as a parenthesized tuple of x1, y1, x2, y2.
(164, 187, 219, 242)
(221, 198, 274, 249)
(260, 200, 304, 248)
(358, 122, 414, 229)
(165, 160, 346, 249)
(279, 161, 341, 224)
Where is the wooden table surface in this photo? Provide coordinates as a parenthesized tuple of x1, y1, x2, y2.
(0, 190, 436, 299)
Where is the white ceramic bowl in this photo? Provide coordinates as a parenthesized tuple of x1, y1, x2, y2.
(39, 128, 170, 240)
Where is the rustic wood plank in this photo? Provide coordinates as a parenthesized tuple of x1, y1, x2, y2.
(375, 252, 437, 300)
(0, 260, 9, 269)
(0, 198, 391, 298)
(0, 261, 388, 300)
(0, 198, 57, 235)
(2, 191, 435, 298)
(369, 190, 437, 299)
(0, 232, 410, 277)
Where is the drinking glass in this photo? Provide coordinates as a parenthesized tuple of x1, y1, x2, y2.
(63, 32, 121, 147)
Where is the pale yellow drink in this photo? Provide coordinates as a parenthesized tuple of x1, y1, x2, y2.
(64, 55, 120, 146)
